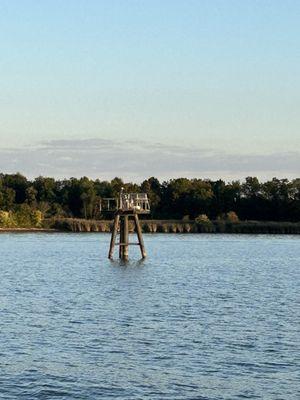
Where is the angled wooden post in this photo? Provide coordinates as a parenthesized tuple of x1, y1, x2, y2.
(108, 214, 119, 259)
(134, 213, 146, 258)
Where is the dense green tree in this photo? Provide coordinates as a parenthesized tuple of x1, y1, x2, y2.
(110, 177, 124, 197)
(1, 173, 28, 203)
(25, 186, 38, 207)
(0, 173, 299, 222)
(79, 177, 96, 219)
(141, 177, 162, 217)
(33, 176, 56, 202)
(3, 188, 16, 210)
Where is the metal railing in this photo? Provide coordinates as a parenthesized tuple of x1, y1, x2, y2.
(100, 191, 150, 214)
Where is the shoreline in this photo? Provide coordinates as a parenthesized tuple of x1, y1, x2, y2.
(52, 218, 300, 234)
(0, 228, 59, 233)
(1, 219, 300, 234)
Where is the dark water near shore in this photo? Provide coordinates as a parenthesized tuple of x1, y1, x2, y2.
(0, 233, 299, 399)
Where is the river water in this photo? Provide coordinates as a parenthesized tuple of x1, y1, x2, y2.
(0, 233, 299, 399)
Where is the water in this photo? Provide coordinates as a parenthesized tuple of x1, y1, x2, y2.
(0, 233, 299, 399)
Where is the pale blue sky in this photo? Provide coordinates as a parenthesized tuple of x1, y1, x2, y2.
(0, 1, 299, 179)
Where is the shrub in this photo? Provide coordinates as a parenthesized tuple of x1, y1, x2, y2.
(195, 214, 214, 233)
(195, 214, 210, 224)
(0, 211, 10, 227)
(226, 211, 239, 222)
(31, 210, 43, 227)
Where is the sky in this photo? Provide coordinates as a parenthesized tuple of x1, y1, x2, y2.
(0, 0, 299, 181)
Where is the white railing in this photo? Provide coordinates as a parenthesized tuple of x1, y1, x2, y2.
(120, 193, 150, 213)
(100, 192, 150, 213)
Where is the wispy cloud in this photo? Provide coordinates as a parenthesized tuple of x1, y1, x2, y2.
(0, 139, 298, 181)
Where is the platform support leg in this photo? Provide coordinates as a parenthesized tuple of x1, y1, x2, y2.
(108, 214, 119, 259)
(123, 215, 129, 261)
(119, 216, 124, 259)
(119, 215, 129, 261)
(134, 214, 146, 258)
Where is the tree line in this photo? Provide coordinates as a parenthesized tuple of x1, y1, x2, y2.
(0, 173, 300, 223)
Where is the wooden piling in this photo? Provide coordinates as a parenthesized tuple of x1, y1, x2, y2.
(119, 216, 124, 259)
(123, 215, 129, 261)
(108, 214, 119, 259)
(134, 213, 147, 258)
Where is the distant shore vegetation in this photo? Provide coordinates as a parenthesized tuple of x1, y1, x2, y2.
(0, 173, 300, 230)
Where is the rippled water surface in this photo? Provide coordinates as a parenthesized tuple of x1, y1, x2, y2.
(0, 233, 299, 399)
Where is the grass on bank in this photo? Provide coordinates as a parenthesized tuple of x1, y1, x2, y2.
(50, 217, 300, 234)
(1, 208, 300, 234)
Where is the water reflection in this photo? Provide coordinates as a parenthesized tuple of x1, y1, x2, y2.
(109, 258, 146, 268)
